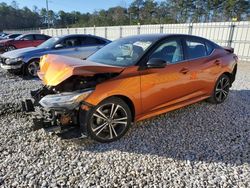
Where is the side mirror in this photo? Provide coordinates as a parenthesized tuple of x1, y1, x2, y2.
(146, 58, 166, 69)
(54, 44, 63, 49)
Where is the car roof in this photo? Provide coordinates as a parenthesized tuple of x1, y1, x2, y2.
(19, 33, 49, 36)
(57, 34, 110, 41)
(121, 33, 214, 43)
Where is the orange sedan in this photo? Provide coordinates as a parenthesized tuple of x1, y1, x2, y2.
(22, 34, 238, 142)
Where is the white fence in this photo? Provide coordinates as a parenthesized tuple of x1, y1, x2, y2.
(3, 28, 40, 34)
(5, 21, 250, 61)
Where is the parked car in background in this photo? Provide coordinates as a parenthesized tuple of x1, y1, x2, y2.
(0, 33, 51, 52)
(4, 33, 21, 39)
(0, 33, 9, 40)
(22, 34, 238, 142)
(0, 34, 110, 76)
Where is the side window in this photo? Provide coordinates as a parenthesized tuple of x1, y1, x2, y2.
(185, 39, 207, 59)
(82, 37, 102, 45)
(205, 41, 214, 55)
(95, 38, 107, 45)
(60, 37, 81, 48)
(35, 35, 48, 40)
(22, 35, 33, 40)
(150, 40, 184, 64)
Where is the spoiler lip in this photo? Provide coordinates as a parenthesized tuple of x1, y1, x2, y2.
(223, 46, 234, 53)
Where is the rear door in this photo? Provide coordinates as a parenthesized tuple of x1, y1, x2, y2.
(182, 36, 220, 96)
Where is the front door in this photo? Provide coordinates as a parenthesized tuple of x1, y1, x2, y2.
(140, 38, 196, 114)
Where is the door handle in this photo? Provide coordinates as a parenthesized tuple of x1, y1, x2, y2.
(180, 68, 189, 74)
(214, 60, 221, 65)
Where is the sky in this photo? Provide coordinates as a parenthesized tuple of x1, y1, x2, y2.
(2, 0, 134, 13)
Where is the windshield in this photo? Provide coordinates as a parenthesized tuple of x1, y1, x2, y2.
(88, 37, 155, 67)
(15, 34, 24, 40)
(38, 37, 60, 49)
(6, 34, 21, 39)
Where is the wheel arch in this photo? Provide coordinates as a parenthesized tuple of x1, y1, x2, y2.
(24, 57, 40, 69)
(8, 44, 16, 48)
(222, 67, 236, 86)
(100, 95, 136, 122)
(27, 57, 40, 64)
(24, 58, 41, 76)
(5, 44, 16, 51)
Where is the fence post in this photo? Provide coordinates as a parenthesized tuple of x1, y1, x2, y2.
(120, 26, 123, 38)
(228, 23, 235, 47)
(137, 24, 141, 35)
(67, 27, 69, 34)
(105, 27, 107, 38)
(188, 23, 193, 35)
(84, 28, 86, 34)
(93, 25, 96, 35)
(160, 25, 164, 33)
(75, 28, 78, 34)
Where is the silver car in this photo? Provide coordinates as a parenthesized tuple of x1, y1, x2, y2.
(0, 34, 110, 77)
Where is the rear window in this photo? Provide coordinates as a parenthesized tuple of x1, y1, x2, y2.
(205, 41, 215, 55)
(185, 39, 207, 59)
(35, 35, 49, 40)
(82, 37, 106, 45)
(21, 35, 34, 40)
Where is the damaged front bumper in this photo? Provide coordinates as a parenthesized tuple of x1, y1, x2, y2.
(22, 88, 93, 137)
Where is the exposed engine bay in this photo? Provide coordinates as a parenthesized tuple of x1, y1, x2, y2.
(22, 73, 119, 136)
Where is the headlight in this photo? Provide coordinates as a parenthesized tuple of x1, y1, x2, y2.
(5, 57, 23, 64)
(39, 90, 93, 110)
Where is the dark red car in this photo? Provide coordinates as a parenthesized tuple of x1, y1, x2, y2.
(0, 34, 51, 52)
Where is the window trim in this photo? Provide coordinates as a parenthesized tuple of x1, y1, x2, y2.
(21, 34, 34, 41)
(34, 34, 48, 40)
(141, 37, 185, 66)
(81, 36, 107, 46)
(58, 36, 83, 49)
(184, 37, 208, 59)
(182, 36, 218, 62)
(138, 36, 218, 69)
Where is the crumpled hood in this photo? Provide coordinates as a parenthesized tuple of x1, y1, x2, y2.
(1, 47, 46, 59)
(38, 54, 125, 86)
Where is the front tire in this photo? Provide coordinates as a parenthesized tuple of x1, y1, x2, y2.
(80, 97, 132, 143)
(6, 45, 16, 51)
(26, 60, 40, 77)
(208, 74, 230, 104)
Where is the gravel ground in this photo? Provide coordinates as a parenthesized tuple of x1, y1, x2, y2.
(0, 63, 249, 187)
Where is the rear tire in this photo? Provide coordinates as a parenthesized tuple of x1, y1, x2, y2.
(79, 97, 132, 143)
(208, 74, 231, 104)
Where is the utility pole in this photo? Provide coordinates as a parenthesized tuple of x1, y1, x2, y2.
(46, 0, 50, 28)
